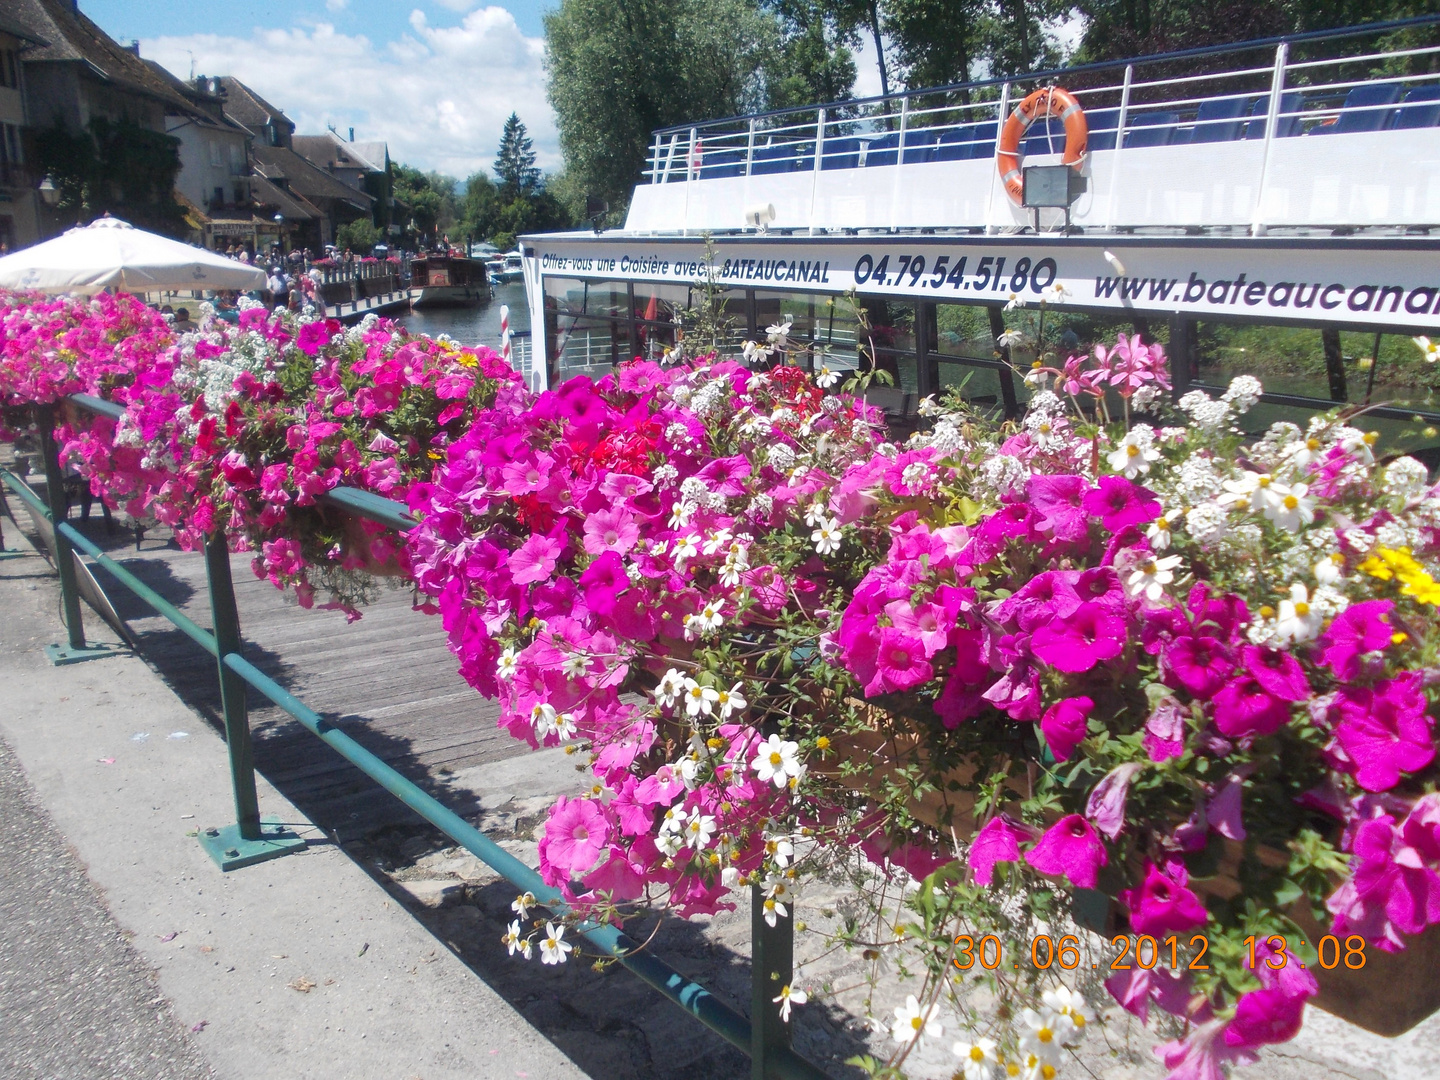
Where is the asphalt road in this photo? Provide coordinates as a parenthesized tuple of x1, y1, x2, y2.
(0, 733, 215, 1080)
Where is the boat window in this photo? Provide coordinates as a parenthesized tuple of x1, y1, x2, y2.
(543, 278, 631, 319)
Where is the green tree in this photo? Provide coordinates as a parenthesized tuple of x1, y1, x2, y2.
(32, 117, 186, 236)
(761, 1, 859, 110)
(545, 0, 773, 218)
(883, 0, 986, 90)
(494, 114, 541, 197)
(391, 164, 460, 242)
(335, 218, 380, 252)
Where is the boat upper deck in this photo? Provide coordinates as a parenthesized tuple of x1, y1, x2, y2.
(626, 15, 1440, 238)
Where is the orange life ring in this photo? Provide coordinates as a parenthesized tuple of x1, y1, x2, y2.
(996, 87, 1088, 204)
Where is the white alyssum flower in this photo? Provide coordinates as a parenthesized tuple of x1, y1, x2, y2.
(539, 922, 572, 965)
(773, 984, 807, 1023)
(812, 517, 843, 555)
(1221, 374, 1263, 412)
(682, 678, 720, 717)
(767, 443, 797, 473)
(891, 995, 943, 1046)
(1275, 582, 1323, 644)
(1383, 456, 1430, 501)
(1219, 472, 1287, 514)
(1177, 389, 1231, 431)
(1185, 501, 1229, 544)
(1131, 383, 1162, 411)
(1127, 554, 1183, 601)
(751, 733, 802, 788)
(952, 1035, 1000, 1080)
(1314, 553, 1344, 585)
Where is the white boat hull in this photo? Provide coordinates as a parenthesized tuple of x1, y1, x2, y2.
(410, 284, 489, 308)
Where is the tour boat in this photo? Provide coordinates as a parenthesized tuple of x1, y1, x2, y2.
(513, 14, 1440, 464)
(409, 254, 492, 308)
(495, 251, 525, 283)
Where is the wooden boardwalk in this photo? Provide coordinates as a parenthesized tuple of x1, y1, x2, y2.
(57, 514, 523, 834)
(324, 289, 412, 324)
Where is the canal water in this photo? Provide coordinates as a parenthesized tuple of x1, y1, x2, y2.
(394, 280, 531, 349)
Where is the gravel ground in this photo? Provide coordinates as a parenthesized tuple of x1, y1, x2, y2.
(0, 733, 215, 1080)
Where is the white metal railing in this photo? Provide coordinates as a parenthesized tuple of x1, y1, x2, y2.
(636, 16, 1440, 235)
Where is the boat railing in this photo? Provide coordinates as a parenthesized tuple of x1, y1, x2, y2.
(645, 15, 1440, 189)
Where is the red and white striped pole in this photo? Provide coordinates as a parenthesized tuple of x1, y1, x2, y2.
(499, 304, 512, 366)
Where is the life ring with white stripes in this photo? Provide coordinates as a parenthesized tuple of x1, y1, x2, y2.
(996, 87, 1088, 204)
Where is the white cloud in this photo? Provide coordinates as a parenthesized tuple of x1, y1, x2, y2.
(141, 7, 556, 180)
(325, 0, 349, 12)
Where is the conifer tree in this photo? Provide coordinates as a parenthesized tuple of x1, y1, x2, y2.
(493, 113, 541, 198)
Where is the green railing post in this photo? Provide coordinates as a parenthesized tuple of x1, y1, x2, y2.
(752, 883, 795, 1080)
(195, 533, 304, 871)
(38, 406, 85, 652)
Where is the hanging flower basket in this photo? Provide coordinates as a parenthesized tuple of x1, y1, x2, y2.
(337, 510, 409, 578)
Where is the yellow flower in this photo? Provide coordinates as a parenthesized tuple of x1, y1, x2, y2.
(814, 735, 831, 752)
(1361, 547, 1440, 606)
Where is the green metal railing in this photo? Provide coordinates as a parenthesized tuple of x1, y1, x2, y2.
(0, 397, 827, 1080)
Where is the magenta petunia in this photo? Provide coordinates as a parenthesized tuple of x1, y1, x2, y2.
(1314, 599, 1395, 681)
(1223, 987, 1308, 1048)
(1211, 678, 1290, 739)
(1025, 814, 1108, 889)
(1143, 698, 1188, 762)
(1333, 675, 1435, 792)
(1241, 645, 1310, 702)
(508, 534, 565, 585)
(1027, 473, 1091, 542)
(1120, 861, 1209, 937)
(1162, 635, 1234, 700)
(1030, 602, 1126, 673)
(866, 626, 934, 696)
(1086, 761, 1145, 839)
(968, 816, 1025, 886)
(577, 551, 628, 616)
(1041, 696, 1093, 762)
(538, 796, 611, 882)
(1082, 474, 1162, 531)
(582, 506, 640, 555)
(295, 319, 331, 356)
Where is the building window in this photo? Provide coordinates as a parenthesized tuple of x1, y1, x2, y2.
(213, 186, 225, 207)
(0, 123, 21, 185)
(0, 51, 18, 90)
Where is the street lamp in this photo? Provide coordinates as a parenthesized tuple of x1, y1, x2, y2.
(273, 213, 285, 256)
(37, 174, 60, 208)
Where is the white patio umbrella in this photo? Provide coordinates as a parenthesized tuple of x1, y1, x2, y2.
(0, 216, 267, 294)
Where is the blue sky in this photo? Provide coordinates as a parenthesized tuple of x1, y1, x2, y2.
(83, 2, 562, 179)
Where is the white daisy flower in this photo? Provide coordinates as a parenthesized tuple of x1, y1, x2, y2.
(891, 994, 943, 1046)
(751, 733, 801, 788)
(773, 984, 807, 1022)
(538, 922, 572, 965)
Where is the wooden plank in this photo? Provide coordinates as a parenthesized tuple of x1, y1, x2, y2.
(63, 520, 525, 829)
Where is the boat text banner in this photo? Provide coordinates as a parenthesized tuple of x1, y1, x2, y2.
(531, 238, 1440, 330)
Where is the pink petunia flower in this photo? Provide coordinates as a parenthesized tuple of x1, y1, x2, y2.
(1223, 987, 1308, 1048)
(865, 627, 934, 696)
(1211, 678, 1290, 739)
(968, 816, 1026, 886)
(1082, 475, 1162, 531)
(1027, 474, 1091, 542)
(1241, 645, 1310, 702)
(1025, 814, 1108, 888)
(1031, 602, 1126, 673)
(1314, 599, 1395, 681)
(1143, 697, 1188, 762)
(539, 796, 611, 882)
(1041, 696, 1093, 762)
(1120, 861, 1209, 937)
(1163, 635, 1234, 700)
(1086, 761, 1145, 839)
(1332, 675, 1435, 792)
(583, 507, 641, 556)
(509, 534, 565, 585)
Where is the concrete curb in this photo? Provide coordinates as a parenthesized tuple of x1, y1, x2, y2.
(0, 517, 589, 1080)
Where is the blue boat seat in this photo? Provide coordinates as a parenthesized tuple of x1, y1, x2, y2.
(1394, 85, 1440, 129)
(860, 132, 899, 167)
(1310, 83, 1403, 135)
(1244, 92, 1305, 139)
(902, 127, 941, 164)
(935, 124, 975, 161)
(701, 147, 746, 178)
(1084, 108, 1120, 152)
(1187, 96, 1251, 144)
(821, 136, 861, 170)
(751, 139, 800, 174)
(1124, 111, 1179, 148)
(1022, 116, 1066, 157)
(966, 121, 997, 160)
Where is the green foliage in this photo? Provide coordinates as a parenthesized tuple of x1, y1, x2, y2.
(544, 0, 774, 216)
(457, 167, 572, 253)
(32, 117, 186, 236)
(493, 113, 541, 197)
(335, 218, 380, 253)
(391, 164, 460, 239)
(761, 1, 859, 110)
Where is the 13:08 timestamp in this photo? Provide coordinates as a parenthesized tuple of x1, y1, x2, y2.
(951, 933, 1367, 971)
